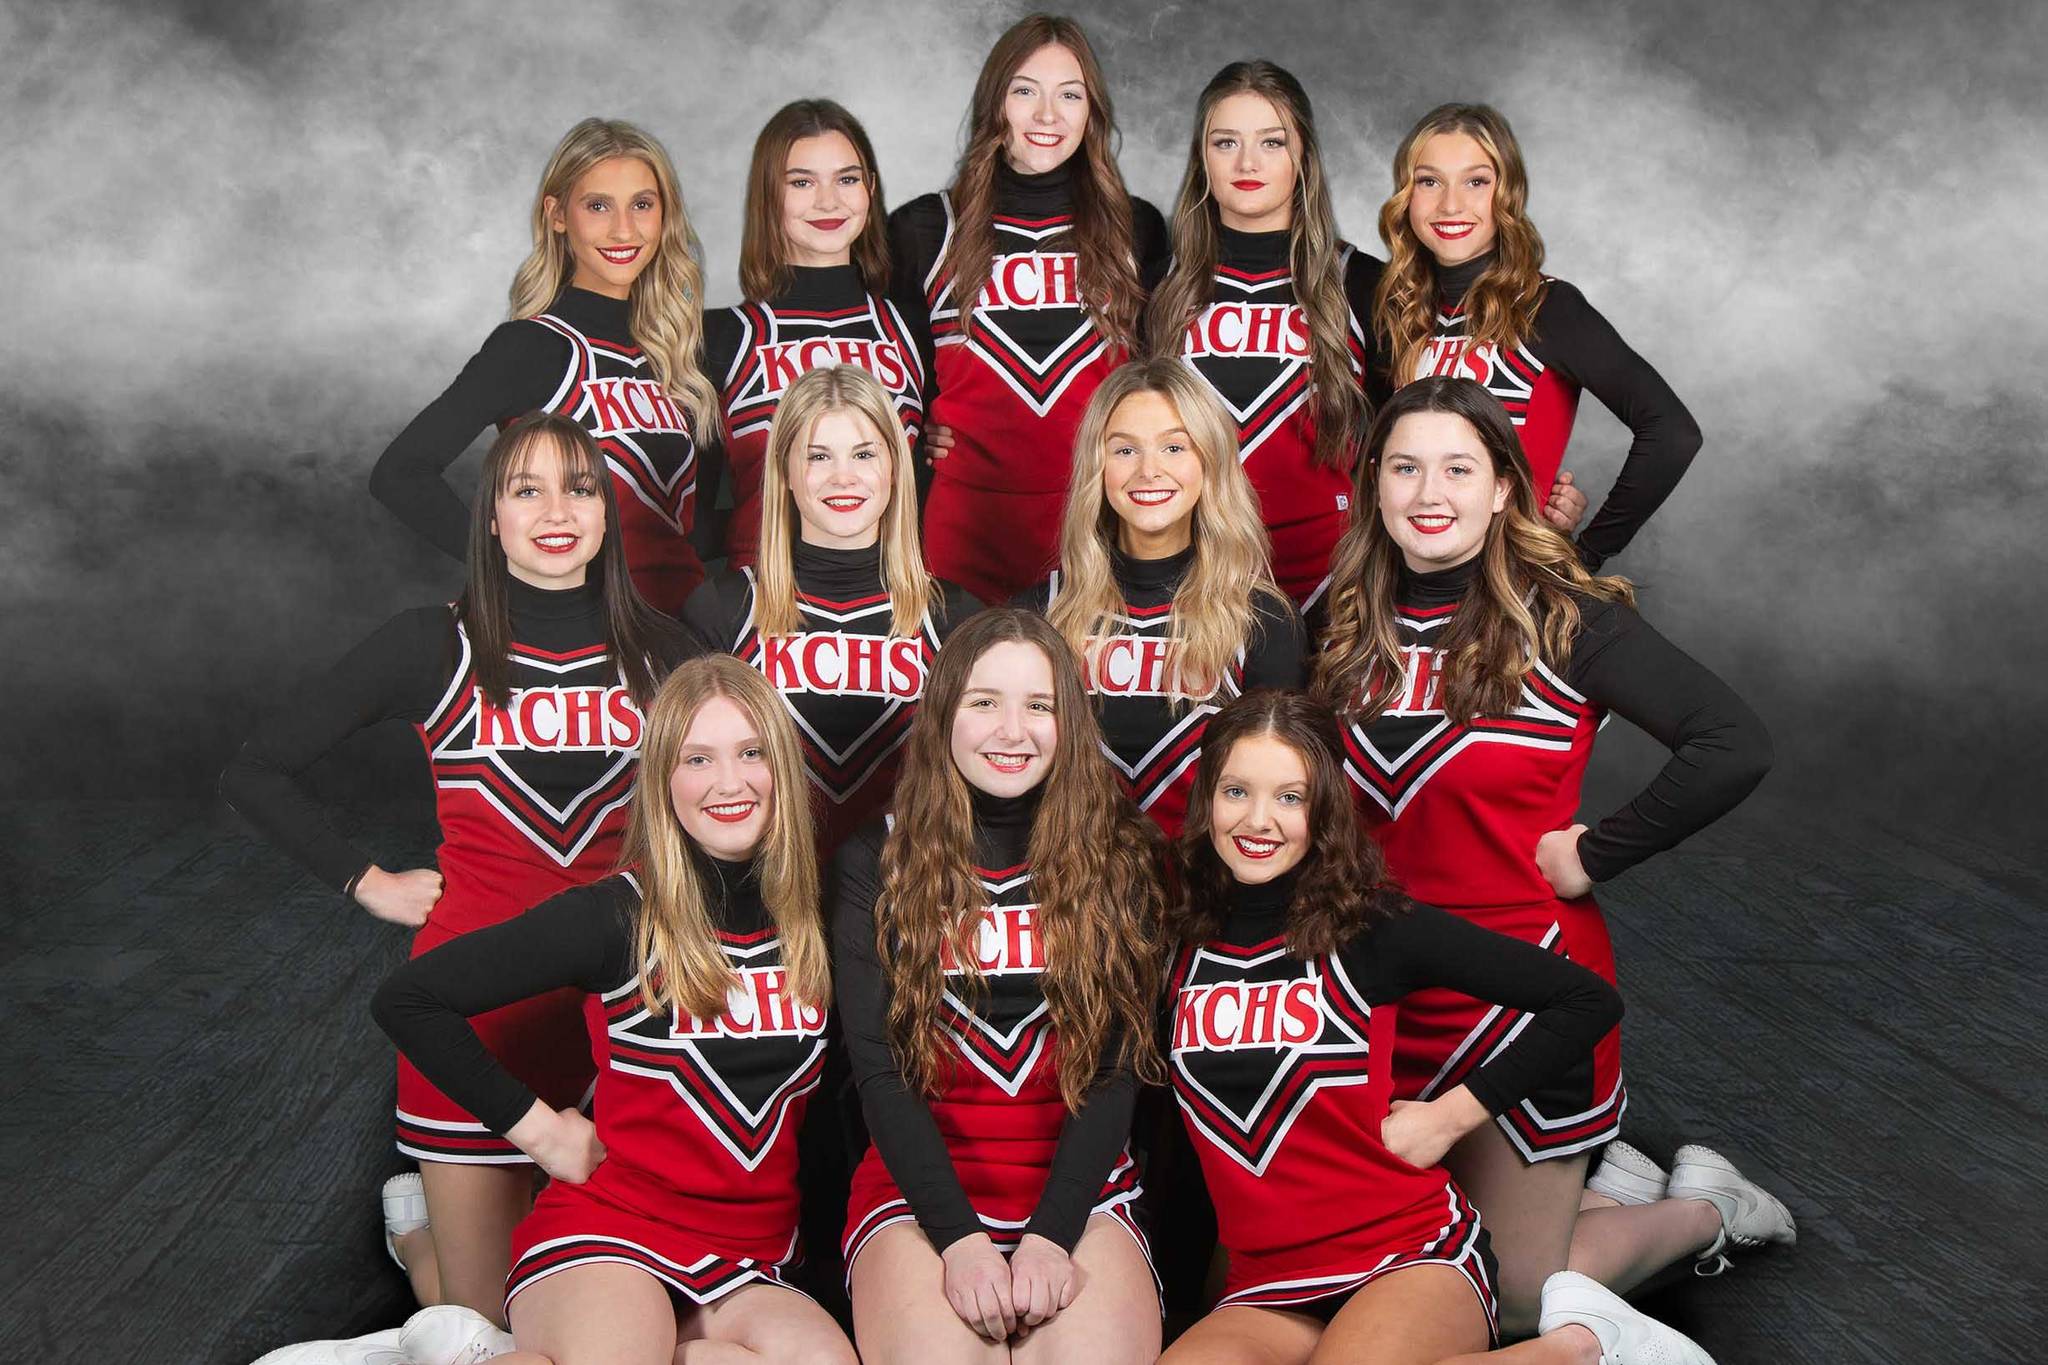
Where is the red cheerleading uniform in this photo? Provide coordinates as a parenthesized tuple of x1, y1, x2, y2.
(682, 541, 981, 852)
(372, 287, 712, 613)
(1020, 544, 1304, 838)
(1174, 225, 1383, 608)
(703, 264, 926, 567)
(832, 789, 1150, 1279)
(1335, 558, 1772, 1161)
(890, 161, 1169, 603)
(222, 577, 690, 1162)
(1400, 253, 1701, 571)
(372, 864, 828, 1310)
(1166, 868, 1619, 1326)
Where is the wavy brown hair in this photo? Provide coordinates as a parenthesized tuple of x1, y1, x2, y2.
(1312, 378, 1632, 725)
(1373, 103, 1548, 389)
(739, 99, 891, 302)
(1147, 60, 1367, 470)
(878, 608, 1166, 1108)
(944, 14, 1145, 353)
(622, 656, 826, 1019)
(1170, 689, 1405, 956)
(460, 413, 689, 709)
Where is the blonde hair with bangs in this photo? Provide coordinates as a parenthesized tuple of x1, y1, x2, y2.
(621, 656, 827, 1020)
(1049, 358, 1279, 703)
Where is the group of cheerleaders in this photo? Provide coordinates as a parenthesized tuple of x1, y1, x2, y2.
(225, 14, 1794, 1365)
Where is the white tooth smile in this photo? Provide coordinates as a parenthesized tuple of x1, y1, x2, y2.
(1233, 836, 1279, 856)
(599, 245, 640, 261)
(1128, 489, 1175, 505)
(706, 802, 754, 816)
(984, 753, 1031, 772)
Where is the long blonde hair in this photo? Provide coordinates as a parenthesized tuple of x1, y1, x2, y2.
(621, 656, 827, 1019)
(1373, 103, 1548, 389)
(510, 118, 720, 440)
(1147, 60, 1367, 471)
(1049, 358, 1278, 703)
(754, 366, 934, 638)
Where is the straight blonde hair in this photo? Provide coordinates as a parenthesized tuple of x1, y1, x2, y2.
(1049, 358, 1278, 703)
(621, 656, 827, 1019)
(754, 366, 934, 638)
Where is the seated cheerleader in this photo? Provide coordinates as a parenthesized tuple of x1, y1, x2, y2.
(372, 656, 856, 1365)
(1027, 356, 1304, 837)
(834, 608, 1168, 1363)
(683, 364, 981, 854)
(1159, 690, 1715, 1365)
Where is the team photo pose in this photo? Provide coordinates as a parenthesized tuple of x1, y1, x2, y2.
(1161, 689, 1724, 1365)
(834, 608, 1167, 1363)
(892, 13, 1170, 603)
(704, 99, 925, 566)
(1315, 377, 1788, 1337)
(684, 365, 981, 853)
(223, 415, 692, 1322)
(373, 655, 856, 1363)
(372, 117, 721, 613)
(1373, 103, 1699, 571)
(1027, 358, 1304, 836)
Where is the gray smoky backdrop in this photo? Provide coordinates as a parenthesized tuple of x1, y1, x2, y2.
(4, 0, 2045, 836)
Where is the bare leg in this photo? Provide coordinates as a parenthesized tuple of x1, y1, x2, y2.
(1159, 1303, 1319, 1365)
(671, 1280, 857, 1364)
(847, 1222, 1009, 1365)
(1306, 1263, 1491, 1363)
(410, 1160, 535, 1326)
(1011, 1214, 1160, 1365)
(1578, 1190, 1618, 1212)
(1442, 1126, 1586, 1340)
(503, 1260, 679, 1365)
(1566, 1198, 1721, 1296)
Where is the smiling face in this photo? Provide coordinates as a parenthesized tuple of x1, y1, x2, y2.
(781, 130, 870, 269)
(789, 405, 891, 550)
(1102, 389, 1205, 559)
(547, 155, 663, 299)
(1209, 733, 1312, 884)
(1406, 130, 1498, 267)
(1002, 42, 1089, 174)
(1376, 410, 1511, 572)
(490, 436, 607, 589)
(1204, 90, 1297, 233)
(949, 639, 1059, 798)
(668, 694, 774, 861)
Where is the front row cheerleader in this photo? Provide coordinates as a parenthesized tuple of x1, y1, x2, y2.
(373, 657, 857, 1364)
(1159, 690, 1714, 1365)
(833, 608, 1169, 1363)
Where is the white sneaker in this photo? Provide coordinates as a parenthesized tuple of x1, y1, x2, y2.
(1586, 1141, 1669, 1206)
(382, 1171, 429, 1272)
(399, 1304, 516, 1364)
(1668, 1144, 1797, 1275)
(1538, 1270, 1714, 1365)
(249, 1327, 406, 1365)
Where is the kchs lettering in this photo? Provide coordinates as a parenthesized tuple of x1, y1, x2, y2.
(978, 252, 1082, 311)
(1173, 978, 1323, 1051)
(672, 966, 827, 1039)
(940, 904, 1046, 976)
(758, 633, 929, 698)
(758, 336, 911, 393)
(476, 687, 643, 751)
(1182, 302, 1311, 360)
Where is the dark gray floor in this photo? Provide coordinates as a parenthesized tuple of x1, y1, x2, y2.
(2, 792, 2039, 1363)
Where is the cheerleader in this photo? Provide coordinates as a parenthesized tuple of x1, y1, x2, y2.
(373, 656, 855, 1363)
(683, 365, 981, 852)
(834, 608, 1167, 1362)
(1025, 357, 1304, 837)
(372, 117, 721, 613)
(892, 13, 1171, 603)
(1372, 104, 1697, 571)
(704, 100, 925, 567)
(1160, 689, 1713, 1365)
(1315, 377, 1790, 1338)
(222, 415, 692, 1322)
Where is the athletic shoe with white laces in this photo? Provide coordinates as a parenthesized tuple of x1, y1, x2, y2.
(248, 1327, 406, 1365)
(381, 1171, 428, 1272)
(1586, 1141, 1670, 1206)
(398, 1304, 517, 1364)
(1538, 1270, 1715, 1365)
(1667, 1144, 1797, 1276)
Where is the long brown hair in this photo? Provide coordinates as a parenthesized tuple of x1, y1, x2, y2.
(1169, 689, 1405, 956)
(1373, 103, 1548, 389)
(1312, 378, 1632, 724)
(621, 656, 827, 1019)
(1147, 60, 1368, 470)
(944, 14, 1146, 353)
(739, 99, 891, 302)
(459, 413, 688, 709)
(878, 608, 1165, 1108)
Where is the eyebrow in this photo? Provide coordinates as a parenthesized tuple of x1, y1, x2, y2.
(962, 687, 1056, 701)
(1106, 427, 1191, 442)
(1209, 125, 1287, 136)
(786, 163, 865, 177)
(1013, 75, 1087, 88)
(1413, 162, 1494, 175)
